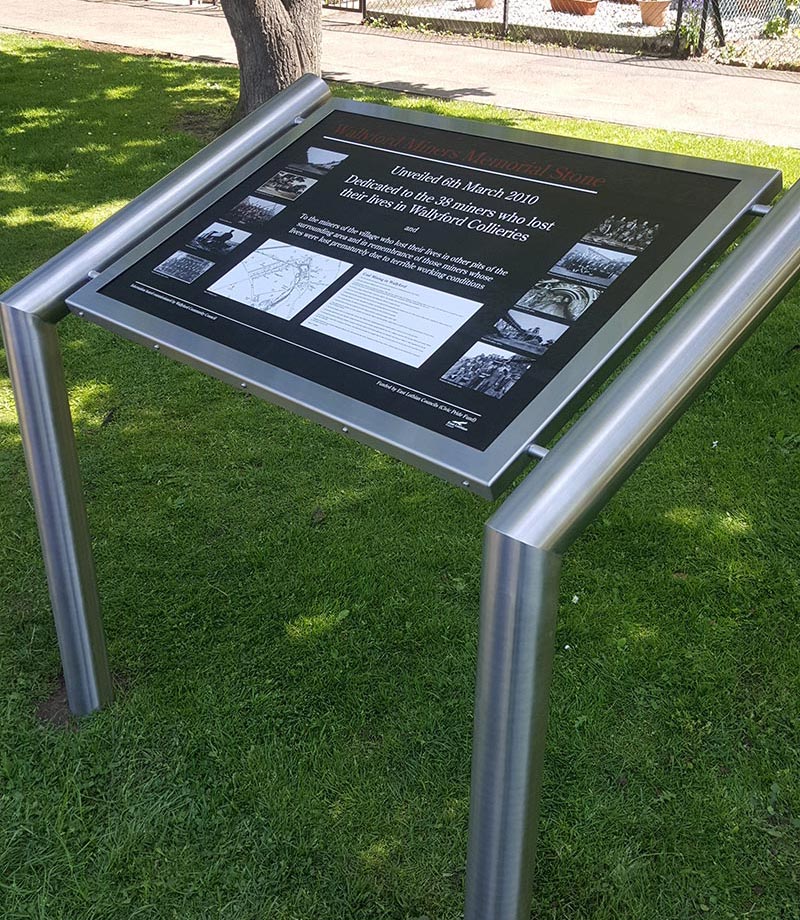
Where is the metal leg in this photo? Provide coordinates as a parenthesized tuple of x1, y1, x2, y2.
(0, 76, 332, 716)
(1, 307, 112, 716)
(464, 533, 562, 920)
(461, 181, 800, 920)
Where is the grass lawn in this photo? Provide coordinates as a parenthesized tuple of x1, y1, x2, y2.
(1, 33, 799, 920)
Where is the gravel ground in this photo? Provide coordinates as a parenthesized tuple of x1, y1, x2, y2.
(709, 29, 800, 67)
(369, 0, 675, 37)
(367, 0, 800, 66)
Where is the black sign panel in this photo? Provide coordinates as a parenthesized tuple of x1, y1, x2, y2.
(69, 101, 781, 496)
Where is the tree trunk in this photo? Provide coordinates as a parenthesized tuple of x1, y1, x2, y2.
(221, 0, 321, 119)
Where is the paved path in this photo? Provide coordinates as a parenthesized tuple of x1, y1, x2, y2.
(1, 0, 798, 147)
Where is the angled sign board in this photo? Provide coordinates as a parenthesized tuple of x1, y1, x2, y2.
(68, 100, 780, 497)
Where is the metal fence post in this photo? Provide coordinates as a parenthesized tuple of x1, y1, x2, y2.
(464, 179, 800, 920)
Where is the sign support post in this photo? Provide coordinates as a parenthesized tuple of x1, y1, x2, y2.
(3, 78, 800, 918)
(464, 179, 800, 920)
(1, 306, 111, 715)
(0, 75, 331, 716)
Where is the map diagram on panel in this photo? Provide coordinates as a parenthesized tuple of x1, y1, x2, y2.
(208, 240, 352, 320)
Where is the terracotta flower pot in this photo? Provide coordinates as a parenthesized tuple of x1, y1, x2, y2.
(638, 0, 671, 24)
(550, 0, 599, 13)
(475, 0, 494, 8)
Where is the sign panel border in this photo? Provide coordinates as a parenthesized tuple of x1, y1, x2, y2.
(67, 99, 782, 498)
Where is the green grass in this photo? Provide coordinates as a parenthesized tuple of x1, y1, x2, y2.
(1, 33, 799, 920)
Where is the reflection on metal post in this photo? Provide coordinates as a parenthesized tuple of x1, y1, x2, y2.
(465, 179, 800, 920)
(0, 309, 112, 715)
(0, 76, 332, 716)
(466, 538, 561, 919)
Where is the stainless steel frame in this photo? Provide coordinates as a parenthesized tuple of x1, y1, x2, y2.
(464, 178, 800, 920)
(66, 98, 782, 498)
(0, 75, 332, 716)
(2, 72, 799, 919)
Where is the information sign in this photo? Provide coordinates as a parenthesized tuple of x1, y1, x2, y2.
(68, 101, 780, 496)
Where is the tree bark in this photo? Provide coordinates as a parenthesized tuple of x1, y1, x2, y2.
(221, 0, 321, 118)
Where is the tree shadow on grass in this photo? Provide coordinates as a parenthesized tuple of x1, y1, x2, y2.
(326, 73, 496, 102)
(329, 78, 543, 128)
(0, 38, 237, 286)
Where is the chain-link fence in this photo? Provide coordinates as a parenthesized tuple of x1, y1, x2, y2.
(334, 0, 800, 67)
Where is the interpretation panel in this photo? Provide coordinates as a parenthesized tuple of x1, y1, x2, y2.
(68, 100, 781, 496)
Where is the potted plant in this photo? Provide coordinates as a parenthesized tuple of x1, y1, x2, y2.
(550, 0, 599, 14)
(638, 0, 671, 24)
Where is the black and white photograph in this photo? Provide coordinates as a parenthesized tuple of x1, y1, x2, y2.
(153, 250, 214, 284)
(441, 342, 531, 400)
(187, 222, 251, 256)
(225, 195, 286, 231)
(515, 276, 601, 323)
(582, 215, 660, 253)
(550, 242, 636, 288)
(256, 170, 317, 202)
(485, 310, 569, 358)
(289, 146, 349, 177)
